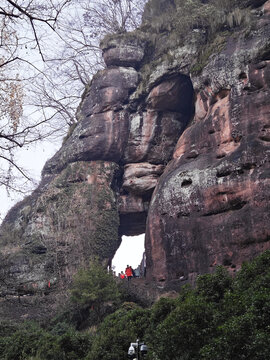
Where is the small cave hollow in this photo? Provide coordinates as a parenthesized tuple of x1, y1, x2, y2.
(181, 178, 192, 187)
(111, 234, 146, 278)
(239, 72, 247, 80)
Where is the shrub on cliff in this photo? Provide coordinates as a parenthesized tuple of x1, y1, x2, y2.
(143, 0, 253, 35)
(70, 260, 121, 322)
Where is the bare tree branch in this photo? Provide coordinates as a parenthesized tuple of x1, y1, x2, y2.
(0, 0, 146, 197)
(0, 154, 31, 180)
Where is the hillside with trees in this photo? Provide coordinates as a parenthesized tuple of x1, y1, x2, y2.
(0, 251, 270, 359)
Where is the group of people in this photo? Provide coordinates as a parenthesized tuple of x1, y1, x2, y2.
(118, 253, 146, 281)
(119, 265, 139, 281)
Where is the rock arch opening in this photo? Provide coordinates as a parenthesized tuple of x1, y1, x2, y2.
(112, 234, 145, 277)
(115, 73, 195, 281)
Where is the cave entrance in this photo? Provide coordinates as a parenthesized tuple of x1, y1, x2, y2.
(112, 234, 145, 276)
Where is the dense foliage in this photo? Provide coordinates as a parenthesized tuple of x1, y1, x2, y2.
(70, 260, 121, 321)
(0, 251, 270, 359)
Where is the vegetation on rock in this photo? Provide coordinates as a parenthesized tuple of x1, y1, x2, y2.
(134, 0, 263, 96)
(70, 260, 121, 321)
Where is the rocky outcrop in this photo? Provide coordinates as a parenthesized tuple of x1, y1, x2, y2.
(145, 0, 270, 286)
(0, 161, 121, 319)
(0, 161, 120, 289)
(100, 33, 146, 68)
(122, 163, 165, 195)
(0, 4, 194, 319)
(0, 0, 270, 320)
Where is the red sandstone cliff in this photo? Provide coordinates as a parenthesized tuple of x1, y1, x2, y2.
(0, 0, 269, 319)
(145, 1, 270, 288)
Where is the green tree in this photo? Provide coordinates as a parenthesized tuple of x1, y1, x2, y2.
(86, 303, 150, 360)
(0, 321, 92, 360)
(200, 251, 270, 359)
(70, 260, 121, 321)
(150, 292, 218, 360)
(196, 266, 233, 302)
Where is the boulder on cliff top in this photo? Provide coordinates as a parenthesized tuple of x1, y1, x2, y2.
(100, 33, 146, 68)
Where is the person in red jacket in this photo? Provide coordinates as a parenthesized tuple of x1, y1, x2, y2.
(125, 265, 133, 281)
(119, 271, 125, 279)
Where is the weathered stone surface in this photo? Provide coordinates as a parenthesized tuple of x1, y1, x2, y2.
(147, 75, 194, 113)
(124, 110, 191, 164)
(145, 50, 270, 285)
(77, 67, 139, 118)
(0, 161, 120, 319)
(123, 74, 194, 164)
(44, 110, 130, 174)
(43, 66, 139, 175)
(122, 163, 165, 196)
(118, 194, 149, 236)
(103, 46, 144, 68)
(101, 34, 146, 68)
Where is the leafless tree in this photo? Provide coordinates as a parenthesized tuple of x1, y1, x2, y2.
(0, 1, 71, 194)
(0, 0, 146, 201)
(29, 0, 147, 127)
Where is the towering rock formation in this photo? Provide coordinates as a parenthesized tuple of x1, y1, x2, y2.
(0, 0, 269, 319)
(145, 0, 270, 285)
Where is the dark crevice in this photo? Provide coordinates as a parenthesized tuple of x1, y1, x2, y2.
(259, 135, 270, 142)
(177, 212, 190, 218)
(216, 166, 245, 178)
(216, 153, 226, 159)
(31, 246, 47, 255)
(209, 96, 218, 106)
(210, 89, 230, 105)
(110, 166, 124, 193)
(203, 200, 247, 217)
(181, 179, 192, 187)
(239, 72, 247, 80)
(216, 169, 232, 178)
(242, 162, 256, 170)
(223, 258, 232, 266)
(67, 179, 84, 184)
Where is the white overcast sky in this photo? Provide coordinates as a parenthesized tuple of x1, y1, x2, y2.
(112, 234, 145, 274)
(0, 140, 60, 222)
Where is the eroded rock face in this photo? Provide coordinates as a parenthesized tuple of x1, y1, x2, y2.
(147, 75, 194, 113)
(1, 0, 270, 321)
(0, 161, 120, 318)
(101, 34, 146, 68)
(0, 13, 195, 319)
(123, 163, 165, 195)
(44, 66, 139, 174)
(118, 194, 149, 236)
(78, 67, 139, 116)
(145, 21, 270, 285)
